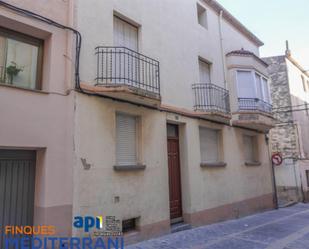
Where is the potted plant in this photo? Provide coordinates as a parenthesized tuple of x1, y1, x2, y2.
(6, 62, 23, 84)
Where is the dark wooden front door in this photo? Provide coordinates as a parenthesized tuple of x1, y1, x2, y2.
(167, 124, 182, 222)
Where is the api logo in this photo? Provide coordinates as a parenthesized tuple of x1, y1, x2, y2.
(73, 216, 103, 232)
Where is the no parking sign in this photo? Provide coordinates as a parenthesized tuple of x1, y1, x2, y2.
(272, 153, 283, 166)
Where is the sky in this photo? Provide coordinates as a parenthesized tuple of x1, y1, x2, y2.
(218, 0, 309, 69)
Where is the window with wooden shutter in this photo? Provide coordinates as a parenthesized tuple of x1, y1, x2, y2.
(116, 113, 138, 166)
(199, 127, 219, 163)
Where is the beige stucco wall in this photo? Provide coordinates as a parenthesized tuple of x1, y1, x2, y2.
(0, 0, 74, 236)
(73, 93, 273, 236)
(75, 0, 261, 111)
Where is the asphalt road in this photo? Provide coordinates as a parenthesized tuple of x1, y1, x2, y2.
(127, 203, 309, 249)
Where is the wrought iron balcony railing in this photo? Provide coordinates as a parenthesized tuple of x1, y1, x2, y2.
(192, 83, 230, 114)
(95, 46, 160, 95)
(238, 98, 272, 113)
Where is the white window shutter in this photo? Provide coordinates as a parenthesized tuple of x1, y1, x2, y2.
(113, 16, 138, 51)
(199, 60, 211, 83)
(116, 114, 137, 165)
(200, 127, 219, 163)
(237, 71, 255, 98)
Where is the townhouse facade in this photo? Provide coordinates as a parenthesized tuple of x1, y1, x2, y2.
(73, 0, 275, 243)
(264, 44, 309, 206)
(0, 0, 276, 246)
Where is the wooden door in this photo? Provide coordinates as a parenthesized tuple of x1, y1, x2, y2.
(167, 124, 182, 222)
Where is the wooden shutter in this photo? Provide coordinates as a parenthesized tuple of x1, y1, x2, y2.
(199, 127, 219, 163)
(113, 16, 138, 51)
(116, 114, 137, 166)
(199, 60, 211, 83)
(237, 71, 255, 98)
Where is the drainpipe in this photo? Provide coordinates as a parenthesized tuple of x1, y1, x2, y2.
(219, 10, 227, 90)
(266, 133, 279, 209)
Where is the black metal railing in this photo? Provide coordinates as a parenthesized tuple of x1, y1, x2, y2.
(192, 83, 230, 113)
(238, 98, 272, 113)
(95, 46, 160, 95)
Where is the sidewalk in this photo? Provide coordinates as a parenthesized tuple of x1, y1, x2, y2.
(127, 203, 309, 249)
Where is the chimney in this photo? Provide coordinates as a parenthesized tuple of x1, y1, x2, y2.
(285, 40, 291, 57)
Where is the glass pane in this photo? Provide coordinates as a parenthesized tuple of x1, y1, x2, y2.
(0, 35, 39, 89)
(167, 124, 178, 137)
(255, 73, 263, 99)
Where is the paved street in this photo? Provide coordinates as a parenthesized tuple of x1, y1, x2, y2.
(127, 203, 309, 249)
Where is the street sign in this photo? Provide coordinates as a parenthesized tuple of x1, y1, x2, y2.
(272, 153, 283, 166)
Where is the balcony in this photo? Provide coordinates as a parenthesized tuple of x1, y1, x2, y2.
(232, 98, 274, 132)
(238, 98, 272, 113)
(192, 83, 231, 123)
(84, 47, 161, 106)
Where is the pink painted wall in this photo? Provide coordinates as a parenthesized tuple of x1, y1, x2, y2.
(0, 0, 74, 235)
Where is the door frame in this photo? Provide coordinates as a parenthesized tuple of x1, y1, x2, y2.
(166, 123, 183, 224)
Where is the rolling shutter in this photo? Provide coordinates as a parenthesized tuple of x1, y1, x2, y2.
(116, 114, 137, 166)
(199, 127, 219, 163)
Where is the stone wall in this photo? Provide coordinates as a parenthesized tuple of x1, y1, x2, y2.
(264, 56, 298, 158)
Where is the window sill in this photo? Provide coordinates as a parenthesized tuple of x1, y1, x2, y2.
(113, 164, 146, 172)
(0, 83, 48, 94)
(245, 161, 261, 167)
(200, 162, 227, 168)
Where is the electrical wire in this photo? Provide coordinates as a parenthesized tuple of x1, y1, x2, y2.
(0, 0, 82, 91)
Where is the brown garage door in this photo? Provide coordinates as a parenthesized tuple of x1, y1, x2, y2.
(0, 150, 36, 248)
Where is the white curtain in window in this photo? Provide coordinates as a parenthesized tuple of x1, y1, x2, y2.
(237, 71, 255, 98)
(199, 127, 219, 163)
(116, 114, 137, 166)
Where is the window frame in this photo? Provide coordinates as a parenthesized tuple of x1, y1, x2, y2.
(236, 69, 270, 103)
(196, 3, 208, 29)
(0, 26, 44, 90)
(243, 134, 260, 164)
(115, 112, 141, 167)
(199, 126, 223, 164)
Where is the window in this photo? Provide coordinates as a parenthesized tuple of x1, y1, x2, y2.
(113, 16, 138, 51)
(199, 127, 220, 163)
(306, 170, 309, 188)
(237, 70, 270, 103)
(116, 113, 138, 166)
(122, 218, 138, 233)
(237, 71, 256, 98)
(197, 3, 208, 29)
(199, 59, 211, 83)
(243, 135, 258, 163)
(0, 27, 43, 90)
